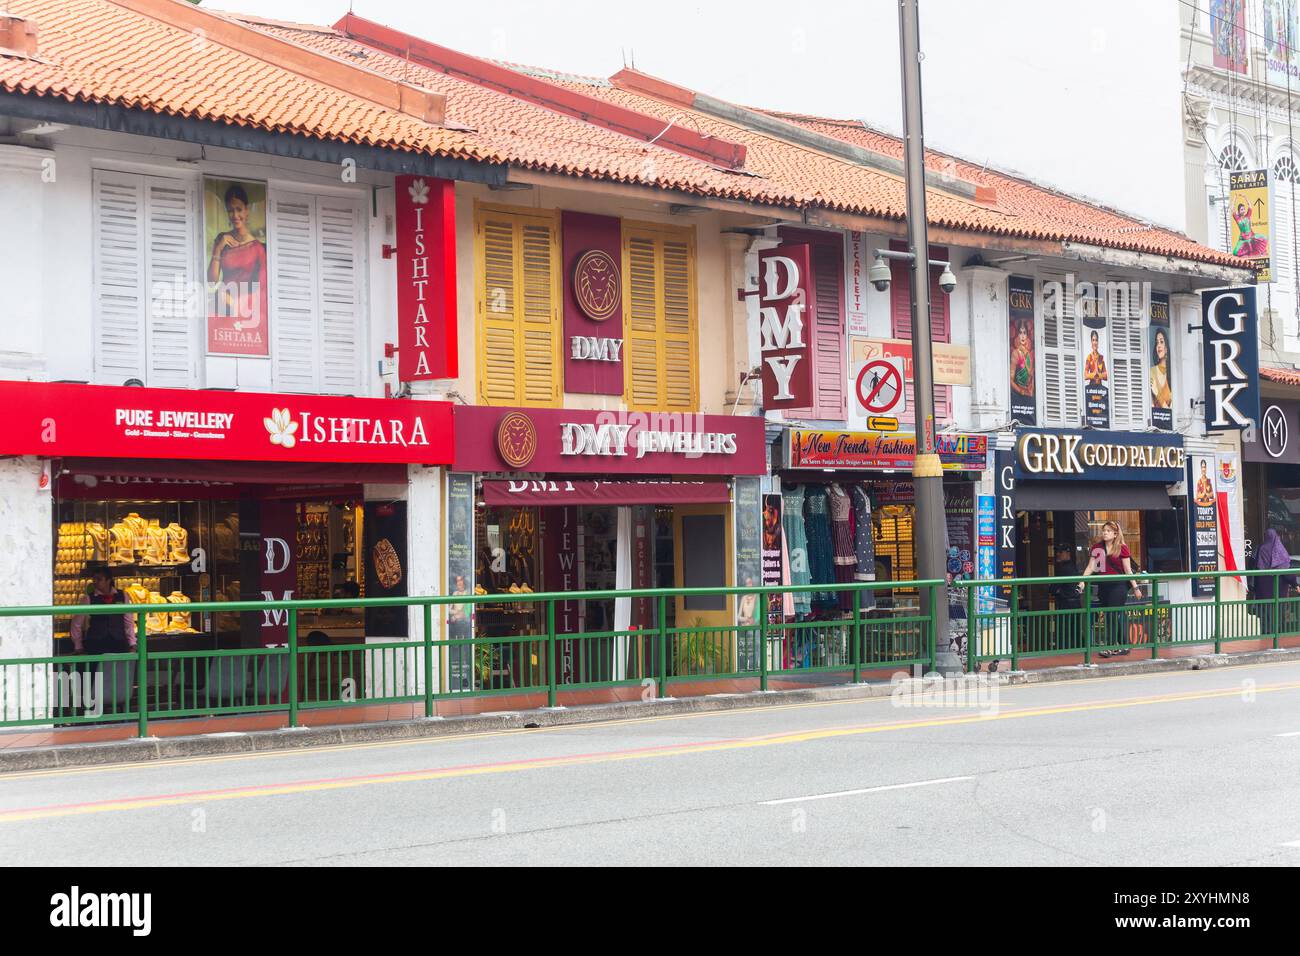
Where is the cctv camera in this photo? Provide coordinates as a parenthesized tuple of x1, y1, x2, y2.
(938, 264, 956, 295)
(869, 256, 891, 293)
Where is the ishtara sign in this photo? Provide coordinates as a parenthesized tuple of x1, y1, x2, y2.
(395, 175, 458, 381)
(757, 245, 813, 409)
(0, 381, 454, 465)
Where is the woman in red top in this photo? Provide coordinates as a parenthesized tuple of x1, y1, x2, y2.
(1076, 520, 1142, 657)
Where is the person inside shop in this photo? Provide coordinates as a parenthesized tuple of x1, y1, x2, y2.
(69, 569, 137, 657)
(1048, 544, 1082, 650)
(1076, 521, 1142, 657)
(1253, 528, 1296, 634)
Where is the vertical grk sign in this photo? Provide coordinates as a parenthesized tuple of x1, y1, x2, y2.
(1201, 286, 1260, 434)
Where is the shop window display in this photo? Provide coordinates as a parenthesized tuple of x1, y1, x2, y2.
(54, 498, 225, 645)
(295, 501, 365, 637)
(54, 493, 368, 649)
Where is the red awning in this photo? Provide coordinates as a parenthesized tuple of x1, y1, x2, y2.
(482, 479, 730, 506)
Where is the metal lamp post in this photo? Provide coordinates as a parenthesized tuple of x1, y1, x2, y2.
(898, 0, 958, 674)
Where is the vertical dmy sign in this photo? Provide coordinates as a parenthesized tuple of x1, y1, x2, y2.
(395, 175, 458, 381)
(1201, 286, 1260, 434)
(757, 245, 813, 409)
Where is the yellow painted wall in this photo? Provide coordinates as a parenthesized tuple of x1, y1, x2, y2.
(450, 179, 744, 415)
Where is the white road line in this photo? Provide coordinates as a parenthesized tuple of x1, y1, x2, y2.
(760, 775, 973, 806)
(1274, 731, 1300, 737)
(1281, 840, 1300, 849)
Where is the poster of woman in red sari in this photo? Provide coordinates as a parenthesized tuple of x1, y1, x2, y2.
(205, 177, 269, 357)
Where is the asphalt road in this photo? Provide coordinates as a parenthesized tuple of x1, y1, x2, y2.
(3, 661, 1300, 866)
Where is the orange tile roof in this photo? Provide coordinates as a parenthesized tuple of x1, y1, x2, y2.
(760, 109, 1237, 267)
(0, 0, 484, 161)
(0, 1, 1247, 271)
(1261, 365, 1300, 387)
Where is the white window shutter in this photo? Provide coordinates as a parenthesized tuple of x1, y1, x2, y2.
(1040, 277, 1080, 427)
(93, 170, 146, 384)
(144, 176, 198, 388)
(316, 196, 364, 394)
(269, 192, 320, 392)
(1206, 188, 1226, 252)
(1273, 180, 1294, 285)
(1106, 281, 1145, 429)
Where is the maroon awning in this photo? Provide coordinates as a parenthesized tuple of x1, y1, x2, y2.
(482, 479, 730, 506)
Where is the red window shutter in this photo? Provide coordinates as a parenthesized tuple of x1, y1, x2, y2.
(888, 241, 949, 343)
(811, 240, 845, 418)
(776, 228, 846, 420)
(888, 242, 951, 425)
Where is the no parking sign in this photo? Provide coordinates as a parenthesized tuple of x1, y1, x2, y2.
(852, 356, 906, 420)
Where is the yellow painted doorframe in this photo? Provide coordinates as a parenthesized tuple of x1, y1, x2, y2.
(671, 501, 734, 628)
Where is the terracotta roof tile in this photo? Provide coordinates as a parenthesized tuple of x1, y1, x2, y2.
(0, 1, 1251, 271)
(1261, 365, 1300, 386)
(0, 0, 485, 161)
(763, 110, 1237, 266)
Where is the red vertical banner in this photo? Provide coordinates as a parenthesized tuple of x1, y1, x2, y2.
(259, 500, 298, 647)
(395, 175, 457, 381)
(561, 211, 625, 395)
(758, 245, 813, 409)
(543, 506, 580, 682)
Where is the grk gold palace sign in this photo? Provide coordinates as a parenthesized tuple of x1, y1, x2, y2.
(1014, 429, 1185, 482)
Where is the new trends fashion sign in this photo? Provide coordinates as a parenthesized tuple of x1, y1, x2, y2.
(1201, 286, 1260, 434)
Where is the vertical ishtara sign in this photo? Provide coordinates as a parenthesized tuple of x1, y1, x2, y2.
(395, 175, 458, 381)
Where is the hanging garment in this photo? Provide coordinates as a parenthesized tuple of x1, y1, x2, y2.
(803, 486, 837, 612)
(781, 484, 811, 616)
(828, 485, 857, 610)
(851, 484, 877, 609)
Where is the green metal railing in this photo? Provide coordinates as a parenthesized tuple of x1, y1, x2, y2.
(0, 579, 940, 737)
(955, 567, 1300, 673)
(4, 567, 1292, 737)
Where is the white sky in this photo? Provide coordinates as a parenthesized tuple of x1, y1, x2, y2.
(215, 0, 1188, 230)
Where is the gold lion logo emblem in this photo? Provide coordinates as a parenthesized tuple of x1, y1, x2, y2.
(496, 411, 537, 470)
(573, 249, 621, 322)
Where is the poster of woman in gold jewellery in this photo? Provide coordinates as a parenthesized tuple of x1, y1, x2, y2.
(1228, 169, 1271, 282)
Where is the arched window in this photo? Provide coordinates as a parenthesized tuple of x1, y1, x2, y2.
(1220, 142, 1248, 172)
(1275, 153, 1299, 286)
(1208, 141, 1251, 251)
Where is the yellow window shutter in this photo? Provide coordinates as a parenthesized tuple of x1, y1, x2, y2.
(475, 204, 560, 407)
(661, 236, 695, 410)
(623, 223, 697, 410)
(520, 221, 560, 406)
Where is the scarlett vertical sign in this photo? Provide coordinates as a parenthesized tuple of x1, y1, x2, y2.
(757, 245, 813, 409)
(394, 175, 457, 381)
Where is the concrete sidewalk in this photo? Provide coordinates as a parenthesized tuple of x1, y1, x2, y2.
(2, 645, 1296, 774)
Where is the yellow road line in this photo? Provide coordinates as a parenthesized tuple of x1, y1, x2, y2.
(2, 659, 1296, 781)
(3, 679, 1297, 823)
